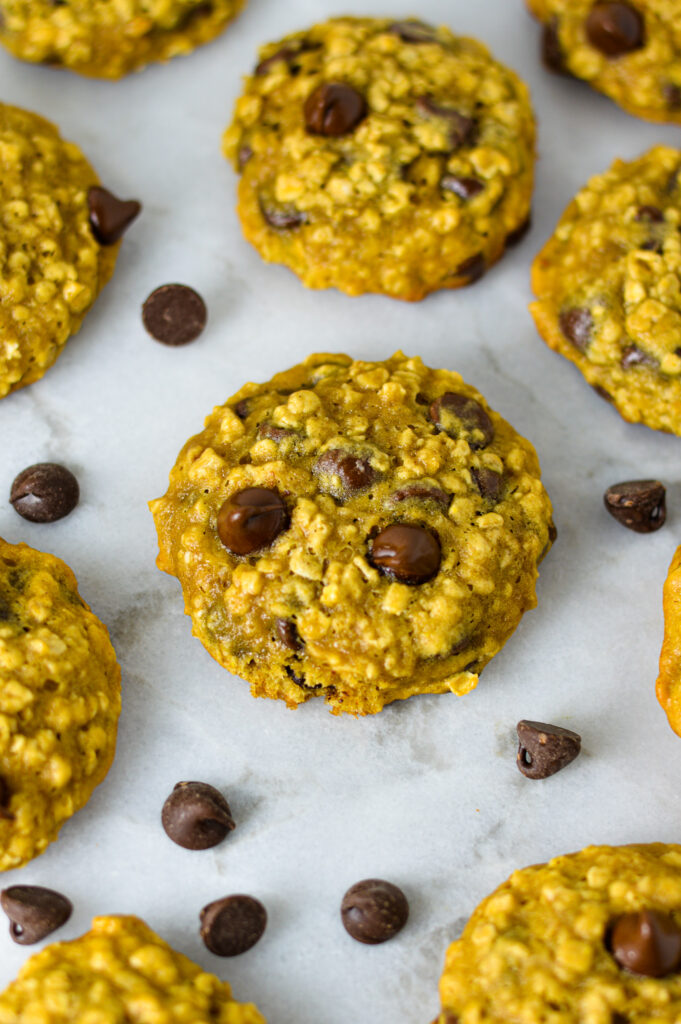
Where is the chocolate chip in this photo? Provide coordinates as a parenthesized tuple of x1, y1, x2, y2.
(388, 20, 439, 43)
(304, 83, 367, 137)
(1, 886, 72, 945)
(664, 83, 681, 109)
(237, 145, 253, 169)
(370, 524, 441, 585)
(542, 18, 568, 73)
(621, 344, 657, 369)
(200, 895, 267, 956)
(341, 879, 409, 944)
(516, 720, 581, 779)
(640, 238, 663, 253)
(315, 450, 376, 493)
(217, 488, 288, 555)
(142, 284, 207, 347)
(257, 423, 295, 442)
(0, 778, 11, 820)
(416, 97, 476, 149)
(471, 467, 503, 502)
(10, 463, 79, 523)
(440, 175, 484, 199)
(559, 307, 593, 351)
(603, 479, 666, 533)
(161, 781, 235, 851)
(454, 253, 486, 283)
(505, 215, 532, 248)
(635, 205, 664, 222)
(391, 484, 450, 509)
(260, 199, 307, 230)
(585, 2, 645, 56)
(255, 41, 321, 76)
(87, 186, 141, 245)
(430, 392, 494, 450)
(276, 618, 302, 651)
(592, 383, 613, 403)
(234, 398, 251, 419)
(285, 663, 306, 686)
(610, 910, 681, 976)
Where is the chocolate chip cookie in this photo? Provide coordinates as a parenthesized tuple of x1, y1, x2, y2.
(528, 0, 681, 123)
(150, 352, 554, 716)
(0, 537, 121, 870)
(435, 843, 681, 1024)
(222, 17, 536, 300)
(0, 915, 265, 1022)
(530, 146, 681, 434)
(657, 545, 681, 736)
(0, 103, 139, 399)
(0, 0, 246, 78)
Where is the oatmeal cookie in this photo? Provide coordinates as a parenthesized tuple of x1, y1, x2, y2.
(0, 915, 265, 1023)
(436, 843, 681, 1024)
(222, 17, 536, 301)
(0, 537, 121, 870)
(150, 352, 554, 716)
(0, 103, 139, 399)
(528, 0, 681, 123)
(0, 0, 245, 78)
(657, 545, 681, 735)
(530, 146, 681, 435)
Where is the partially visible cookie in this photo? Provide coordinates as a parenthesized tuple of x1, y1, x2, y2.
(527, 0, 681, 123)
(150, 352, 554, 716)
(223, 17, 535, 300)
(0, 537, 121, 870)
(657, 545, 681, 735)
(436, 843, 681, 1024)
(0, 915, 265, 1022)
(0, 103, 139, 399)
(530, 145, 681, 435)
(0, 0, 246, 78)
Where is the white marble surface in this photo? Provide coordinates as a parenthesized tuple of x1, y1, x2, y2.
(0, 1, 681, 1020)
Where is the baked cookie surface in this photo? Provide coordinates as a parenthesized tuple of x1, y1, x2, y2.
(436, 843, 681, 1024)
(530, 145, 681, 435)
(150, 352, 554, 716)
(0, 915, 265, 1023)
(0, 0, 245, 78)
(657, 545, 681, 735)
(0, 537, 120, 870)
(527, 0, 681, 123)
(222, 17, 536, 301)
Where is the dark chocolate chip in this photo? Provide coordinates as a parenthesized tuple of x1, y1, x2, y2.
(370, 524, 441, 585)
(391, 484, 450, 509)
(416, 97, 476, 149)
(341, 879, 409, 944)
(430, 392, 494, 450)
(255, 41, 321, 76)
(217, 488, 288, 555)
(259, 199, 307, 230)
(161, 781, 235, 851)
(285, 663, 306, 686)
(471, 467, 503, 502)
(603, 479, 666, 533)
(559, 307, 593, 351)
(0, 777, 11, 820)
(200, 895, 267, 956)
(1, 886, 72, 945)
(610, 910, 681, 976)
(237, 145, 253, 169)
(516, 720, 581, 779)
(640, 238, 663, 253)
(440, 175, 484, 200)
(620, 344, 657, 369)
(87, 186, 141, 245)
(664, 83, 681, 109)
(542, 18, 568, 73)
(592, 383, 613, 403)
(276, 618, 302, 651)
(234, 398, 251, 419)
(388, 20, 439, 44)
(142, 284, 207, 347)
(454, 253, 486, 283)
(505, 214, 532, 248)
(304, 83, 367, 137)
(315, 450, 376, 493)
(635, 205, 664, 222)
(10, 463, 79, 523)
(257, 423, 295, 442)
(585, 2, 645, 56)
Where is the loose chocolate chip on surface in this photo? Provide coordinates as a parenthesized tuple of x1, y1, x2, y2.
(304, 83, 367, 136)
(604, 479, 666, 533)
(430, 392, 494, 449)
(217, 488, 288, 555)
(542, 18, 568, 73)
(276, 618, 302, 651)
(341, 879, 409, 944)
(471, 467, 503, 502)
(635, 205, 664, 222)
(454, 253, 485, 283)
(391, 484, 450, 509)
(161, 781, 235, 851)
(559, 307, 593, 351)
(87, 186, 141, 245)
(440, 175, 484, 200)
(10, 463, 79, 523)
(1, 885, 72, 945)
(260, 199, 307, 230)
(142, 284, 207, 347)
(370, 524, 441, 584)
(621, 344, 657, 369)
(200, 895, 267, 956)
(610, 909, 681, 976)
(585, 2, 645, 56)
(316, 450, 376, 493)
(416, 97, 476, 149)
(516, 720, 581, 779)
(388, 19, 439, 43)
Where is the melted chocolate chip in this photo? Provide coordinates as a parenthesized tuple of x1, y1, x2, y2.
(257, 423, 295, 442)
(440, 175, 484, 199)
(200, 895, 267, 956)
(234, 398, 251, 419)
(161, 781, 235, 850)
(559, 307, 593, 351)
(255, 42, 313, 76)
(454, 253, 486, 283)
(610, 910, 681, 976)
(388, 20, 439, 43)
(505, 215, 532, 248)
(87, 186, 141, 245)
(391, 484, 450, 509)
(416, 96, 476, 149)
(592, 383, 613, 403)
(1, 886, 72, 945)
(142, 284, 207, 346)
(304, 83, 367, 136)
(276, 618, 302, 651)
(260, 199, 307, 230)
(471, 467, 503, 502)
(585, 2, 645, 57)
(664, 83, 681, 109)
(0, 778, 10, 819)
(10, 463, 79, 523)
(620, 344, 657, 369)
(370, 524, 441, 585)
(542, 18, 568, 73)
(516, 720, 582, 779)
(217, 488, 288, 555)
(341, 879, 409, 944)
(640, 238, 663, 253)
(430, 392, 494, 450)
(635, 205, 664, 222)
(603, 479, 666, 533)
(315, 450, 376, 493)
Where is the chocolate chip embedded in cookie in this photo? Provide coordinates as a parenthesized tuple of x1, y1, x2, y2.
(149, 352, 554, 716)
(223, 17, 535, 300)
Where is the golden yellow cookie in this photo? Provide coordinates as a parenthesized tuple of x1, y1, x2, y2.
(0, 915, 265, 1023)
(528, 0, 681, 123)
(657, 545, 681, 735)
(0, 0, 246, 78)
(222, 17, 536, 301)
(530, 145, 681, 435)
(0, 537, 121, 870)
(150, 352, 554, 716)
(436, 843, 681, 1024)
